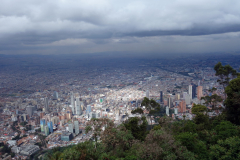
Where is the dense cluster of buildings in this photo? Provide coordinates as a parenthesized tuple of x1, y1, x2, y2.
(0, 55, 234, 159)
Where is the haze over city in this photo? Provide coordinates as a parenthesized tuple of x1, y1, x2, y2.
(1, 0, 240, 159)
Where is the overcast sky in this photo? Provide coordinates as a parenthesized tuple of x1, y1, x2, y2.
(1, 0, 240, 55)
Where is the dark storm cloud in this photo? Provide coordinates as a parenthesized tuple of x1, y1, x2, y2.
(126, 24, 240, 37)
(0, 0, 240, 54)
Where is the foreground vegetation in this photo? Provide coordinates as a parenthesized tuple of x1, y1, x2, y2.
(44, 63, 240, 160)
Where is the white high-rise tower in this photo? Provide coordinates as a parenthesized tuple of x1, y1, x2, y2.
(166, 106, 169, 116)
(70, 91, 75, 114)
(76, 97, 82, 115)
(146, 90, 149, 99)
(44, 97, 49, 113)
(189, 85, 192, 100)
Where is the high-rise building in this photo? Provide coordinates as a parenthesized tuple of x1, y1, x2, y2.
(92, 112, 97, 118)
(86, 105, 92, 114)
(66, 113, 72, 120)
(26, 106, 34, 117)
(47, 121, 53, 133)
(176, 93, 180, 100)
(61, 132, 73, 141)
(44, 97, 49, 113)
(183, 92, 191, 105)
(198, 80, 201, 86)
(70, 92, 75, 114)
(188, 85, 192, 99)
(166, 106, 169, 116)
(174, 108, 178, 114)
(74, 121, 79, 135)
(179, 100, 186, 113)
(135, 100, 139, 108)
(40, 112, 45, 119)
(146, 90, 149, 99)
(51, 116, 59, 125)
(35, 116, 40, 125)
(11, 114, 18, 122)
(192, 84, 197, 98)
(68, 123, 74, 133)
(167, 96, 173, 108)
(22, 114, 27, 121)
(80, 101, 84, 111)
(44, 125, 49, 136)
(53, 91, 58, 100)
(75, 97, 82, 115)
(40, 119, 46, 132)
(197, 86, 203, 100)
(160, 91, 163, 103)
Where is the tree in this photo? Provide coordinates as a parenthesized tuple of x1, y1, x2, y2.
(171, 120, 197, 135)
(54, 141, 105, 160)
(85, 118, 113, 149)
(214, 62, 238, 98)
(101, 124, 135, 157)
(201, 88, 223, 111)
(141, 97, 160, 112)
(209, 136, 240, 160)
(191, 105, 210, 130)
(38, 134, 47, 148)
(176, 132, 208, 159)
(214, 121, 238, 140)
(131, 108, 144, 114)
(141, 97, 151, 111)
(124, 117, 148, 141)
(132, 129, 196, 160)
(224, 76, 240, 125)
(191, 104, 207, 114)
(20, 121, 27, 126)
(152, 124, 161, 131)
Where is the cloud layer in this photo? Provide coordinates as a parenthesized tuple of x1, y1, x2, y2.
(1, 0, 240, 54)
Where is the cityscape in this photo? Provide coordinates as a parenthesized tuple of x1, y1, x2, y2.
(0, 53, 239, 159)
(1, 0, 240, 159)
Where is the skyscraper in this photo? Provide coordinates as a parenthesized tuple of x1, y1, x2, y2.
(47, 121, 53, 133)
(68, 123, 74, 133)
(53, 91, 58, 100)
(176, 93, 180, 100)
(80, 101, 84, 111)
(198, 80, 201, 86)
(75, 97, 82, 115)
(70, 92, 75, 114)
(174, 108, 178, 114)
(44, 125, 49, 136)
(197, 86, 203, 100)
(26, 106, 34, 117)
(166, 106, 169, 116)
(74, 121, 79, 135)
(160, 91, 163, 103)
(183, 92, 191, 105)
(188, 85, 192, 99)
(192, 84, 197, 98)
(44, 97, 49, 113)
(40, 119, 46, 132)
(86, 105, 92, 114)
(179, 100, 186, 113)
(167, 96, 173, 108)
(146, 90, 149, 99)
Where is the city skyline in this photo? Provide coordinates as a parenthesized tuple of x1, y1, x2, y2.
(0, 1, 240, 158)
